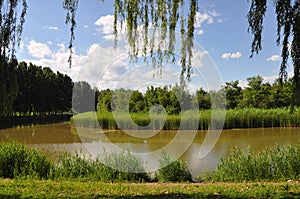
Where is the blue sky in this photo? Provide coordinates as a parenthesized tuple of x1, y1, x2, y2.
(16, 0, 292, 91)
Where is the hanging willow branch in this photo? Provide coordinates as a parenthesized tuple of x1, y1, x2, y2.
(63, 0, 79, 68)
(63, 0, 199, 81)
(113, 0, 198, 81)
(247, 0, 300, 106)
(0, 0, 27, 60)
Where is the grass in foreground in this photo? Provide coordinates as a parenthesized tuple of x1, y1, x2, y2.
(0, 179, 299, 198)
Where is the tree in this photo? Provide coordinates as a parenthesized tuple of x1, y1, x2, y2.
(60, 0, 200, 82)
(239, 75, 272, 108)
(270, 78, 293, 108)
(111, 88, 132, 112)
(247, 0, 300, 106)
(223, 81, 242, 109)
(129, 90, 145, 113)
(0, 0, 27, 116)
(97, 89, 112, 112)
(72, 81, 94, 113)
(0, 57, 18, 116)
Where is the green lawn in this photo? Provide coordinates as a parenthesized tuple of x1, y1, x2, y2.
(0, 179, 299, 198)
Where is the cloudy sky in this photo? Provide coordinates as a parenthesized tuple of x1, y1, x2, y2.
(16, 0, 291, 91)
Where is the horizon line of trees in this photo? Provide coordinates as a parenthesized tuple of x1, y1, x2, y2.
(92, 75, 294, 114)
(0, 55, 295, 117)
(0, 58, 74, 117)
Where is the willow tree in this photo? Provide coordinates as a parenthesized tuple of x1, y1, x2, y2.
(0, 0, 27, 116)
(63, 0, 198, 82)
(247, 0, 300, 106)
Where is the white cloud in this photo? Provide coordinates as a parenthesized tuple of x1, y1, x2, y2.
(44, 26, 59, 31)
(192, 50, 209, 67)
(221, 53, 231, 59)
(267, 55, 280, 62)
(83, 25, 89, 29)
(27, 40, 52, 58)
(197, 29, 204, 35)
(221, 51, 242, 60)
(94, 14, 126, 40)
(94, 15, 114, 34)
(194, 10, 221, 35)
(230, 52, 242, 59)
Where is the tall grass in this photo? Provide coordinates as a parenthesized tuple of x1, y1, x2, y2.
(0, 141, 51, 179)
(207, 144, 300, 182)
(71, 108, 300, 130)
(51, 151, 150, 182)
(1, 141, 300, 182)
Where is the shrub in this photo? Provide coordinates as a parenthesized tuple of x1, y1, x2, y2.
(157, 153, 192, 182)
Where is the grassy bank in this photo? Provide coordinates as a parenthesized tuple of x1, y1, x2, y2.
(0, 180, 299, 198)
(71, 108, 300, 130)
(1, 141, 300, 183)
(0, 141, 300, 197)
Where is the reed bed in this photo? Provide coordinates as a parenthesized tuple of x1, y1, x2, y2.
(0, 141, 300, 183)
(71, 108, 300, 130)
(207, 144, 300, 182)
(51, 151, 149, 182)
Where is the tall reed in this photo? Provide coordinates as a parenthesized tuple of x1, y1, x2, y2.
(51, 151, 150, 182)
(0, 141, 51, 179)
(209, 144, 300, 182)
(71, 108, 300, 130)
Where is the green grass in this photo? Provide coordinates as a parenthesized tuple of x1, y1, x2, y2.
(1, 141, 300, 198)
(0, 141, 300, 197)
(0, 179, 299, 198)
(71, 108, 300, 130)
(206, 144, 300, 182)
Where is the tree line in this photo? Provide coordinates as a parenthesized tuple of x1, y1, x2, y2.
(92, 75, 294, 114)
(0, 59, 73, 117)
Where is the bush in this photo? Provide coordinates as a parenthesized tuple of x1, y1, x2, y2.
(157, 153, 192, 182)
(0, 141, 51, 179)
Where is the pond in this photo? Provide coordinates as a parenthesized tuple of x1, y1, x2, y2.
(0, 123, 299, 177)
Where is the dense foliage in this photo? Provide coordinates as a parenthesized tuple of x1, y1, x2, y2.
(13, 62, 73, 116)
(95, 75, 294, 113)
(0, 59, 73, 117)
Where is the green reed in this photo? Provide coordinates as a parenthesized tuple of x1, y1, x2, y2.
(51, 150, 150, 182)
(0, 141, 51, 179)
(157, 152, 192, 182)
(72, 108, 300, 130)
(208, 144, 300, 182)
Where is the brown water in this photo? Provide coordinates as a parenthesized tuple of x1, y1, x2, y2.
(0, 123, 299, 176)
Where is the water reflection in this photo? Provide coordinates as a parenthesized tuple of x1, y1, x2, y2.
(0, 123, 299, 175)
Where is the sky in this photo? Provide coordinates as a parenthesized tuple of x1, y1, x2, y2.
(16, 0, 293, 91)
